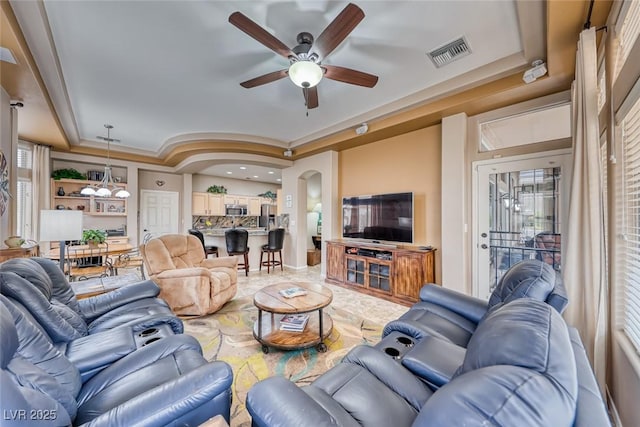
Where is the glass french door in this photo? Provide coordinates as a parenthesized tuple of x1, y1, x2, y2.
(473, 151, 572, 299)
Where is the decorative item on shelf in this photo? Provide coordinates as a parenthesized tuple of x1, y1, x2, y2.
(4, 236, 25, 248)
(207, 185, 227, 194)
(76, 205, 85, 211)
(57, 187, 65, 196)
(56, 205, 66, 210)
(155, 180, 165, 187)
(80, 124, 130, 198)
(82, 229, 107, 247)
(258, 190, 277, 201)
(51, 168, 86, 180)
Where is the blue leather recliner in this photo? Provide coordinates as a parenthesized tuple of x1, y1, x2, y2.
(0, 298, 234, 426)
(0, 272, 182, 381)
(246, 299, 609, 427)
(382, 259, 568, 346)
(0, 257, 180, 334)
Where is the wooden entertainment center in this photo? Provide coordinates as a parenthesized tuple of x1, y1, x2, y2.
(325, 240, 436, 305)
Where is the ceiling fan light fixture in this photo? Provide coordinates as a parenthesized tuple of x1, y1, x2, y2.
(288, 60, 323, 88)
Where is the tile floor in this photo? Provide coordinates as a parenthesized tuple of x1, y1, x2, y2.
(121, 263, 410, 326)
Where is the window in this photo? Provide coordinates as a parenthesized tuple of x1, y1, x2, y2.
(16, 144, 32, 239)
(621, 96, 640, 353)
(613, 0, 640, 80)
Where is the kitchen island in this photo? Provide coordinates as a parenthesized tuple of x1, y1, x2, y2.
(204, 228, 281, 272)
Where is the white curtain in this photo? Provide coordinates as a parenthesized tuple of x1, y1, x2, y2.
(31, 145, 50, 241)
(564, 27, 608, 393)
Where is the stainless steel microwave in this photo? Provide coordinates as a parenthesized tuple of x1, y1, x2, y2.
(225, 205, 248, 216)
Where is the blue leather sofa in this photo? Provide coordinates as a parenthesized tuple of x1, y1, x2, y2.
(245, 261, 609, 427)
(0, 297, 234, 426)
(383, 259, 568, 346)
(1, 257, 179, 334)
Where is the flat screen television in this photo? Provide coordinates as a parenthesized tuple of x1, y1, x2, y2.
(342, 192, 413, 244)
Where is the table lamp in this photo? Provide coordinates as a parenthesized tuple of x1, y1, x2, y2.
(39, 210, 83, 271)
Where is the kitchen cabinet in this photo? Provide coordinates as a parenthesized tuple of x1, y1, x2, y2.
(224, 195, 248, 206)
(248, 197, 261, 216)
(192, 192, 224, 215)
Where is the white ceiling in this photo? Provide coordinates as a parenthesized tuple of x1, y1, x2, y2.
(200, 163, 282, 183)
(11, 0, 543, 180)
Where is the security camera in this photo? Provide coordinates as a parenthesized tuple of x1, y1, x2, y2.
(283, 149, 293, 158)
(522, 60, 547, 84)
(10, 99, 24, 108)
(355, 123, 369, 135)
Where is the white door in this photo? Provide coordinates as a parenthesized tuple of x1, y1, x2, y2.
(472, 150, 572, 300)
(139, 190, 180, 243)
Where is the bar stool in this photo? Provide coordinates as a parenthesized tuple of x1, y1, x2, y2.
(225, 228, 249, 276)
(260, 228, 285, 273)
(188, 229, 219, 258)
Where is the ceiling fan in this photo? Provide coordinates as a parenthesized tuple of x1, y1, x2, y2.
(229, 3, 378, 109)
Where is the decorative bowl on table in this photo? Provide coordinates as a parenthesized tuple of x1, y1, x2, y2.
(4, 236, 25, 248)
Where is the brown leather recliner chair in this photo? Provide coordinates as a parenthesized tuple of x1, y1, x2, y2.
(140, 234, 238, 316)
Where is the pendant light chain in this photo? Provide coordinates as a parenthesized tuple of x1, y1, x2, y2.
(80, 124, 130, 198)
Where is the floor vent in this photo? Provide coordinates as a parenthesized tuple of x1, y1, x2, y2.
(428, 36, 471, 68)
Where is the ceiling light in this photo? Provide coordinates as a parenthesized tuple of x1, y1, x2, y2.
(253, 175, 259, 178)
(239, 166, 247, 170)
(80, 124, 130, 198)
(277, 178, 282, 182)
(288, 60, 323, 88)
(226, 171, 233, 174)
(268, 171, 274, 175)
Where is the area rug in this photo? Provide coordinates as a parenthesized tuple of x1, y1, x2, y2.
(183, 295, 384, 426)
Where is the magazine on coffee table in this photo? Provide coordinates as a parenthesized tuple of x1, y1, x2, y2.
(280, 314, 310, 332)
(279, 287, 308, 298)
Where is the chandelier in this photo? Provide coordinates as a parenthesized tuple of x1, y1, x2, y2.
(80, 124, 130, 198)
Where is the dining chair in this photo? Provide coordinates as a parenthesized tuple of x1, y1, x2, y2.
(65, 243, 112, 281)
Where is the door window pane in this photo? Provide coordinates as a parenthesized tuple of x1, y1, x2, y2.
(488, 167, 562, 290)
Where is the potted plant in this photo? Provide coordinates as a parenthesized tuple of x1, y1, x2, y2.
(207, 185, 228, 194)
(52, 168, 87, 180)
(82, 229, 107, 247)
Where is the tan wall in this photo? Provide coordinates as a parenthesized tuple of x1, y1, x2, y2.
(139, 170, 183, 192)
(339, 125, 442, 284)
(192, 174, 279, 196)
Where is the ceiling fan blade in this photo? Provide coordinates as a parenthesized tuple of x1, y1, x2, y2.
(323, 65, 378, 88)
(303, 87, 319, 109)
(311, 3, 364, 61)
(240, 69, 288, 88)
(229, 12, 296, 60)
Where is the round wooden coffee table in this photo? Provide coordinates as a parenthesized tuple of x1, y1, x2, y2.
(253, 282, 333, 353)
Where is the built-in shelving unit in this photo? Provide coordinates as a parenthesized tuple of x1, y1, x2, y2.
(51, 178, 128, 217)
(326, 240, 436, 305)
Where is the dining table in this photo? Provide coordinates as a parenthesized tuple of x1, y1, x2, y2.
(44, 243, 134, 261)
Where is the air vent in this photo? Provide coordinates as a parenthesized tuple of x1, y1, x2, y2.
(427, 37, 471, 68)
